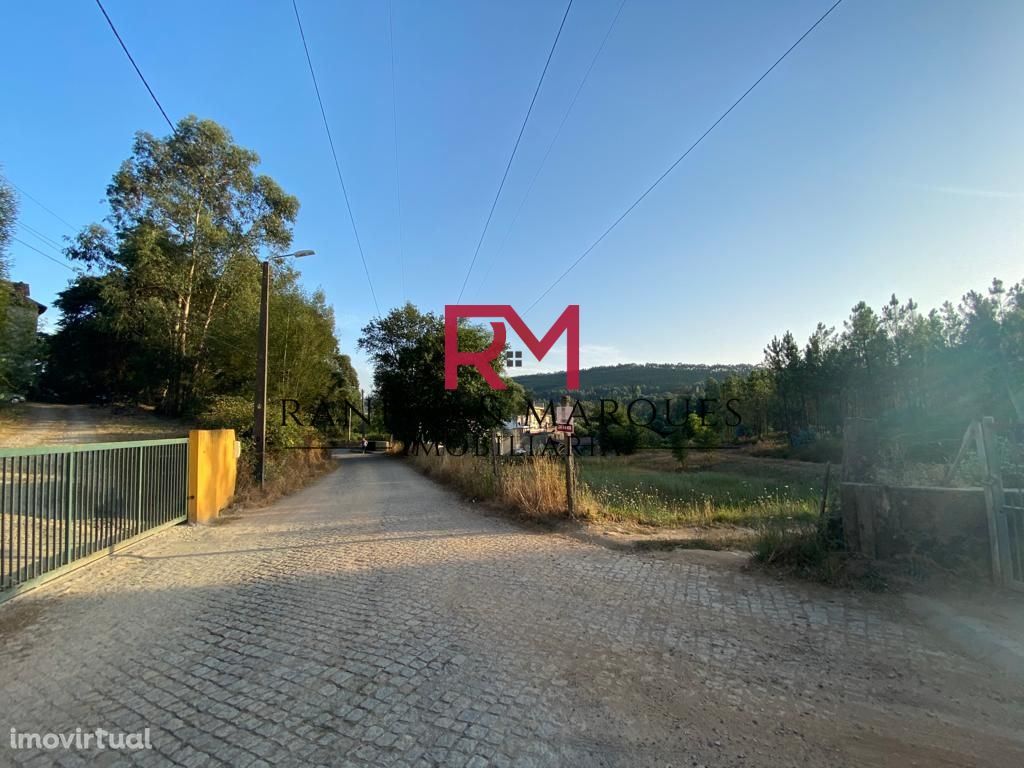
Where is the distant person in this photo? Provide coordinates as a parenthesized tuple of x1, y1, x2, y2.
(361, 437, 368, 454)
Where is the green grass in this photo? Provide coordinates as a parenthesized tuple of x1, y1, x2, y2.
(580, 459, 820, 527)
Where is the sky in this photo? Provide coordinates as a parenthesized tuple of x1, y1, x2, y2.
(2, 0, 1023, 390)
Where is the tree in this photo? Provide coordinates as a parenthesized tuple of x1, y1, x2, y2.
(56, 117, 299, 415)
(0, 171, 14, 284)
(0, 173, 20, 390)
(670, 426, 688, 468)
(358, 303, 523, 451)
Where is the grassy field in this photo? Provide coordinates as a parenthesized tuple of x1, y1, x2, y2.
(408, 447, 829, 535)
(579, 452, 824, 528)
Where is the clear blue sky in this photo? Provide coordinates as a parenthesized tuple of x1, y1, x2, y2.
(2, 0, 1023, 389)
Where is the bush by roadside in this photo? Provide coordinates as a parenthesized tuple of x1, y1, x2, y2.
(198, 394, 336, 509)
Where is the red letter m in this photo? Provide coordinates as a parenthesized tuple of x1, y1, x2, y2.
(444, 305, 579, 391)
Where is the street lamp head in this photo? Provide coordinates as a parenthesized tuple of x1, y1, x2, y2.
(270, 249, 315, 262)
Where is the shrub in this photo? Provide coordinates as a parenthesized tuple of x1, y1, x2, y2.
(200, 394, 333, 505)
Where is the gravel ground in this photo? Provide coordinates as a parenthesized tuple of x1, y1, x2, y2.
(0, 453, 1021, 767)
(0, 403, 185, 448)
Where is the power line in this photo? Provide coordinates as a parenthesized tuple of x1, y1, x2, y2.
(19, 222, 65, 253)
(11, 236, 78, 273)
(525, 0, 845, 313)
(9, 183, 76, 232)
(456, 0, 575, 303)
(388, 0, 405, 303)
(474, 0, 628, 297)
(94, 0, 174, 132)
(292, 0, 382, 317)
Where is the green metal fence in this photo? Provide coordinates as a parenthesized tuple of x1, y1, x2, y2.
(0, 438, 188, 599)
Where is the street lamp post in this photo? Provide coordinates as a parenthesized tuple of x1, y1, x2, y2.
(254, 249, 315, 489)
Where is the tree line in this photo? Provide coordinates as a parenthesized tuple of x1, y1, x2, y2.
(2, 118, 359, 452)
(358, 280, 1023, 462)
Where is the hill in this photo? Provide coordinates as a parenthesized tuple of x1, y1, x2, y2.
(512, 362, 756, 400)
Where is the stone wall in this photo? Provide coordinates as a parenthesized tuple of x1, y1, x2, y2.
(840, 482, 991, 570)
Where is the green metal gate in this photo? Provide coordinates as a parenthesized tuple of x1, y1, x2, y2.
(1001, 488, 1024, 592)
(0, 438, 188, 601)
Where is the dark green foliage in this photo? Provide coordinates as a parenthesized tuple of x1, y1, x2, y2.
(40, 117, 349, 425)
(358, 303, 523, 451)
(513, 362, 754, 400)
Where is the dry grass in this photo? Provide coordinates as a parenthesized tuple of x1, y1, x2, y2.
(409, 451, 826, 534)
(231, 446, 336, 508)
(407, 453, 595, 519)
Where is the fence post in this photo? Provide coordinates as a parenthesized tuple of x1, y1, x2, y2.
(818, 461, 832, 524)
(561, 395, 575, 518)
(491, 429, 500, 480)
(976, 416, 1006, 585)
(841, 417, 878, 483)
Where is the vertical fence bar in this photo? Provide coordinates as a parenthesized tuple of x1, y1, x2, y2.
(136, 446, 143, 536)
(34, 455, 41, 580)
(46, 454, 52, 573)
(29, 455, 36, 580)
(64, 450, 74, 567)
(24, 456, 32, 581)
(15, 456, 22, 584)
(1, 457, 7, 589)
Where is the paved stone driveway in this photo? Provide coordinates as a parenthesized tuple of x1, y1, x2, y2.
(1, 454, 1022, 767)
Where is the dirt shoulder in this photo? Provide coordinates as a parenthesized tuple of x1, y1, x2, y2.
(0, 402, 188, 447)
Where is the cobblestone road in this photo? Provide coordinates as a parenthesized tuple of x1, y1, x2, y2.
(1, 454, 1022, 767)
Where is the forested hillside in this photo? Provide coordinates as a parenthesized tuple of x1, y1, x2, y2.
(512, 363, 754, 400)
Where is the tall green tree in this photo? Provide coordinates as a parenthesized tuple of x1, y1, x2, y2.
(358, 303, 523, 450)
(49, 117, 301, 415)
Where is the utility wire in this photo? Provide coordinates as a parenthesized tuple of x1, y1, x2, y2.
(94, 0, 175, 132)
(19, 222, 65, 253)
(474, 0, 628, 297)
(456, 0, 574, 303)
(525, 0, 845, 313)
(9, 183, 76, 232)
(292, 0, 382, 317)
(11, 236, 78, 273)
(388, 0, 405, 302)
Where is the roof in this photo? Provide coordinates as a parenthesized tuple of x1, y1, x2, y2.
(5, 281, 46, 315)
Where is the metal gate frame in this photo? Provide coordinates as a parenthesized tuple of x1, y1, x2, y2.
(999, 488, 1024, 593)
(0, 438, 188, 604)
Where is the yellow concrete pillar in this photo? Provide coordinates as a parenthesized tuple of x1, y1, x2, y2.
(188, 429, 239, 524)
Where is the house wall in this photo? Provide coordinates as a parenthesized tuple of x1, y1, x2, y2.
(1, 285, 43, 391)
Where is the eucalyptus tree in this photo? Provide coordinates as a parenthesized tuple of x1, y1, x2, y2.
(59, 117, 300, 414)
